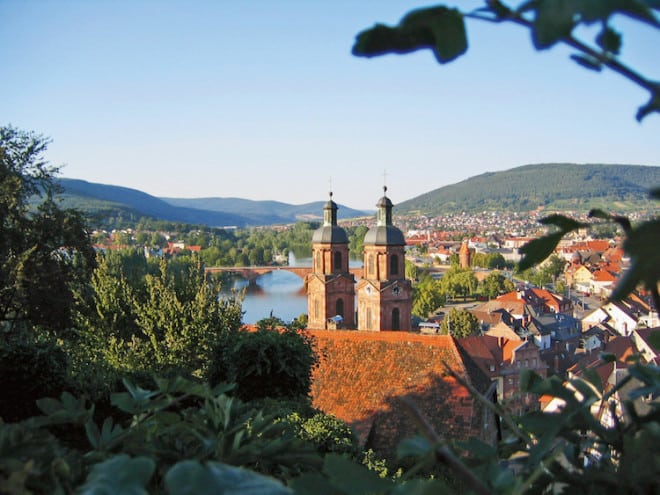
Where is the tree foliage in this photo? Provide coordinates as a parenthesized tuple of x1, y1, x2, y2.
(0, 126, 95, 335)
(412, 275, 445, 318)
(353, 1, 660, 121)
(73, 251, 244, 389)
(208, 322, 319, 402)
(481, 270, 515, 299)
(439, 266, 478, 301)
(440, 307, 480, 338)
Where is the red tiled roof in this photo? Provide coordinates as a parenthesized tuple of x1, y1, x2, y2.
(308, 330, 494, 458)
(592, 269, 616, 282)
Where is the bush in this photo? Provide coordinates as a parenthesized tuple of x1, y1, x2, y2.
(208, 326, 319, 402)
(0, 337, 71, 422)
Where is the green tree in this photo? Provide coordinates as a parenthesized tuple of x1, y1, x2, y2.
(412, 275, 445, 318)
(541, 254, 566, 283)
(405, 259, 419, 281)
(481, 271, 514, 299)
(209, 323, 319, 402)
(74, 252, 243, 382)
(440, 307, 480, 338)
(0, 126, 95, 335)
(439, 266, 478, 301)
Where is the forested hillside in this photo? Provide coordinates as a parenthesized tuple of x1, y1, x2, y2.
(397, 164, 660, 214)
(56, 179, 368, 227)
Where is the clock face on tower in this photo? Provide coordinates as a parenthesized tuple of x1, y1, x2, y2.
(365, 286, 372, 295)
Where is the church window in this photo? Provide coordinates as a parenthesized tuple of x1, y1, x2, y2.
(334, 251, 342, 271)
(315, 252, 321, 271)
(392, 307, 400, 330)
(314, 299, 320, 320)
(368, 255, 374, 276)
(390, 254, 399, 275)
(336, 298, 344, 317)
(366, 308, 372, 329)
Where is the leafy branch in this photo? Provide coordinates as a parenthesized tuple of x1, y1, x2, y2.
(352, 0, 660, 120)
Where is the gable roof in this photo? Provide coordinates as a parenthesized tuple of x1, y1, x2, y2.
(308, 330, 493, 458)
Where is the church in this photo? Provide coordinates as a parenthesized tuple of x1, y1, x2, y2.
(304, 189, 497, 460)
(305, 186, 412, 331)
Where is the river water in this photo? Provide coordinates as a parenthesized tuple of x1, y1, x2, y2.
(220, 253, 361, 324)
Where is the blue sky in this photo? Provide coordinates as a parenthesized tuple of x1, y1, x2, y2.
(1, 1, 658, 210)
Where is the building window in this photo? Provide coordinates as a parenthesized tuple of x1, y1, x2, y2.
(392, 307, 400, 330)
(366, 308, 372, 329)
(368, 255, 375, 276)
(314, 299, 320, 320)
(390, 254, 399, 276)
(334, 251, 342, 272)
(336, 298, 344, 317)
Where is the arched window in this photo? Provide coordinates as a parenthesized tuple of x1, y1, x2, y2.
(314, 299, 320, 320)
(390, 254, 399, 276)
(366, 308, 372, 330)
(334, 251, 342, 272)
(336, 298, 344, 317)
(368, 255, 375, 276)
(315, 251, 321, 271)
(392, 307, 400, 330)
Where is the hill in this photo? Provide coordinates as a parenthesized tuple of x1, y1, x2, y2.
(161, 197, 369, 223)
(56, 178, 368, 228)
(396, 163, 660, 215)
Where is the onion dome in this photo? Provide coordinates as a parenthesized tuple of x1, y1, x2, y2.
(363, 186, 405, 246)
(311, 192, 349, 244)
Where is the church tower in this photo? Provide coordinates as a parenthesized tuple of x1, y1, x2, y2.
(356, 187, 412, 331)
(306, 192, 355, 329)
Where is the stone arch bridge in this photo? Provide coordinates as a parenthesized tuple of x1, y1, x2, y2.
(205, 266, 363, 285)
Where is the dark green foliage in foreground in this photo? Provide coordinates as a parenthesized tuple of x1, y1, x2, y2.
(0, 377, 323, 494)
(0, 337, 70, 422)
(208, 318, 319, 402)
(0, 126, 95, 335)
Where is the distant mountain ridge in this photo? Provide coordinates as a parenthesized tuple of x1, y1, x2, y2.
(56, 178, 369, 227)
(56, 164, 659, 227)
(396, 163, 660, 215)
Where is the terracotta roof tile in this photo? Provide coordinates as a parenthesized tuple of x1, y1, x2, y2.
(307, 331, 495, 459)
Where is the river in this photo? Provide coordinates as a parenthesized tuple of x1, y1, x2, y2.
(220, 253, 361, 324)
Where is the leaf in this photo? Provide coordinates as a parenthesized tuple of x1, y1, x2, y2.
(518, 231, 565, 272)
(611, 219, 660, 301)
(321, 454, 392, 495)
(79, 455, 155, 495)
(397, 435, 433, 459)
(532, 0, 576, 49)
(352, 6, 467, 64)
(85, 420, 101, 450)
(596, 25, 621, 54)
(636, 84, 660, 121)
(538, 214, 583, 231)
(519, 368, 544, 393)
(650, 187, 660, 200)
(570, 54, 602, 71)
(164, 460, 292, 495)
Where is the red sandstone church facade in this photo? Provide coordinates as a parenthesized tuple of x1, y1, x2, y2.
(306, 187, 412, 331)
(304, 190, 498, 460)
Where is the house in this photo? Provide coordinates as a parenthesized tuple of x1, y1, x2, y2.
(457, 335, 547, 416)
(545, 335, 657, 429)
(565, 264, 593, 291)
(590, 269, 616, 298)
(309, 331, 497, 460)
(582, 301, 639, 337)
